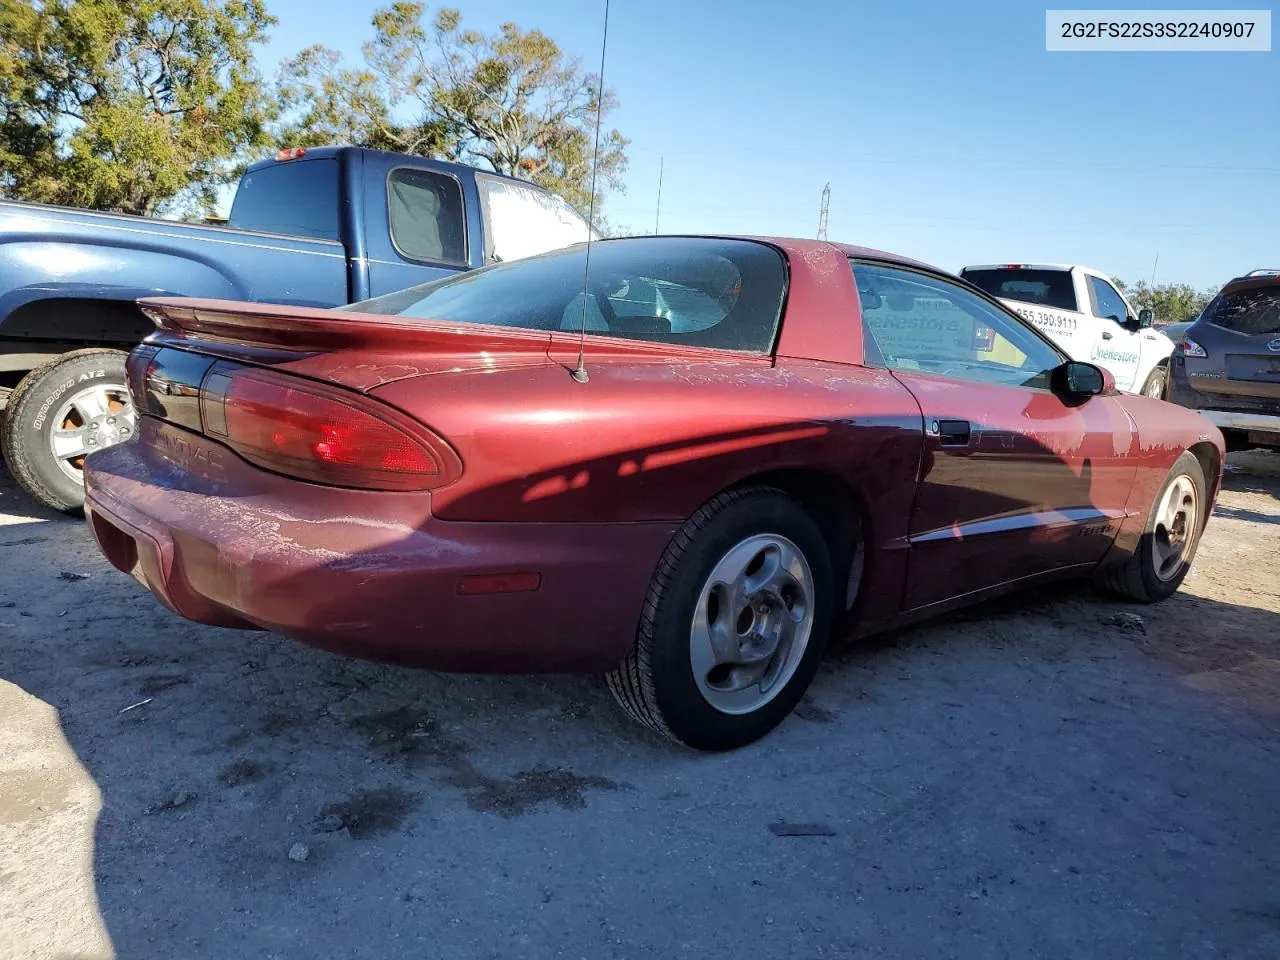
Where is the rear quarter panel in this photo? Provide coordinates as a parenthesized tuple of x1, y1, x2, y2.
(372, 355, 925, 627)
(372, 358, 924, 527)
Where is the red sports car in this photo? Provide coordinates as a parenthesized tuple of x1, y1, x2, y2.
(83, 236, 1223, 750)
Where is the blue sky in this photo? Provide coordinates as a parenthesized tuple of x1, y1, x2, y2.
(260, 0, 1277, 290)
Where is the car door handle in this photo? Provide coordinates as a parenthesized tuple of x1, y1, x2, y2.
(1102, 331, 1113, 340)
(936, 419, 971, 446)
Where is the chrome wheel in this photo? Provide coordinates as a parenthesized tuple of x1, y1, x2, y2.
(690, 533, 815, 715)
(49, 383, 135, 482)
(1152, 474, 1198, 581)
(1143, 371, 1165, 398)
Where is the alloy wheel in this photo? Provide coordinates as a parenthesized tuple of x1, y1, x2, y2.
(689, 533, 815, 715)
(1152, 474, 1198, 581)
(49, 383, 136, 482)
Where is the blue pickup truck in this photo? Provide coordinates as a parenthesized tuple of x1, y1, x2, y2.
(0, 146, 594, 510)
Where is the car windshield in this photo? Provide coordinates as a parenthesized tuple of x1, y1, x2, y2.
(1200, 284, 1280, 337)
(346, 236, 788, 353)
(961, 268, 1078, 312)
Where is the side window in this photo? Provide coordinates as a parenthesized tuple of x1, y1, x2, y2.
(1088, 276, 1129, 323)
(853, 261, 1063, 389)
(476, 174, 595, 264)
(387, 168, 466, 265)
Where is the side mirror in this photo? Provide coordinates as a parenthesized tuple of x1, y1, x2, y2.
(1051, 360, 1108, 405)
(1138, 308, 1154, 328)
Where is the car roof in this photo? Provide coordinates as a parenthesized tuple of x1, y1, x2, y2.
(242, 146, 552, 189)
(960, 262, 1076, 272)
(595, 235, 946, 275)
(1218, 271, 1280, 296)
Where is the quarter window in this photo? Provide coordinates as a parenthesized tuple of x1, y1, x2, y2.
(387, 168, 467, 265)
(853, 261, 1062, 389)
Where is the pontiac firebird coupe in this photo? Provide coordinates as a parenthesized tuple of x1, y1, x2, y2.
(82, 236, 1224, 750)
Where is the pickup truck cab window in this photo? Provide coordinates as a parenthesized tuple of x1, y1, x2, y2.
(960, 267, 1077, 312)
(387, 167, 466, 265)
(1088, 275, 1130, 323)
(227, 158, 341, 241)
(854, 262, 1061, 389)
(476, 174, 594, 264)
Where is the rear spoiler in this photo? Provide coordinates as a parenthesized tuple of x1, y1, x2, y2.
(134, 296, 723, 364)
(136, 296, 555, 354)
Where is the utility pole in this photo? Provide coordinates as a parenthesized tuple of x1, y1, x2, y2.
(654, 157, 663, 235)
(817, 183, 830, 241)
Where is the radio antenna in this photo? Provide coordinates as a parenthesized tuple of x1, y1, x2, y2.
(571, 0, 610, 385)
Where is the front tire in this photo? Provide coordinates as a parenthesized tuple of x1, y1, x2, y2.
(0, 349, 133, 513)
(607, 487, 834, 751)
(1098, 451, 1207, 602)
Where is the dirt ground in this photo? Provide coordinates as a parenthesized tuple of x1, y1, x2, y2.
(1, 448, 1277, 960)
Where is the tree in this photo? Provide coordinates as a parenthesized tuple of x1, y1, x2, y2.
(0, 0, 276, 217)
(276, 43, 450, 156)
(277, 3, 628, 219)
(1116, 279, 1216, 326)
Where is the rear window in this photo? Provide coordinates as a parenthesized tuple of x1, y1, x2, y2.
(961, 268, 1077, 312)
(227, 159, 340, 241)
(347, 237, 787, 353)
(1200, 284, 1280, 336)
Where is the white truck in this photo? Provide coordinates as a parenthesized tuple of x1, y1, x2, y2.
(958, 263, 1174, 398)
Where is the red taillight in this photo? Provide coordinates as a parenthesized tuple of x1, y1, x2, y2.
(275, 147, 307, 161)
(1181, 337, 1207, 359)
(200, 365, 457, 491)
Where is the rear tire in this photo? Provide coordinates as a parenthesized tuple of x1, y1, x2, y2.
(606, 487, 834, 751)
(0, 349, 132, 513)
(1140, 363, 1168, 400)
(1098, 451, 1207, 602)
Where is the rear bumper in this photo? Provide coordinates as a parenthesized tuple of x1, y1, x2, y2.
(1197, 409, 1280, 436)
(83, 419, 678, 673)
(1168, 359, 1280, 444)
